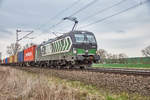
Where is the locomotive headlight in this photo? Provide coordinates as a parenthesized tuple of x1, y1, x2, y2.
(85, 50, 88, 53)
(73, 48, 77, 54)
(96, 50, 98, 54)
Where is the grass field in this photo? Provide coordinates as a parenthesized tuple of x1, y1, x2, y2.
(93, 64, 150, 69)
(0, 66, 149, 100)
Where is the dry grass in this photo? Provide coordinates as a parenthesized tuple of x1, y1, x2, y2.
(0, 66, 149, 100)
(18, 67, 150, 100)
(0, 67, 102, 100)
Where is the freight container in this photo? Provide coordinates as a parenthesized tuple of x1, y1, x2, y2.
(14, 54, 18, 63)
(18, 51, 24, 62)
(7, 57, 9, 63)
(2, 59, 4, 64)
(7, 57, 9, 64)
(5, 58, 8, 64)
(0, 59, 2, 64)
(8, 57, 10, 64)
(12, 55, 15, 63)
(1, 59, 3, 64)
(24, 45, 37, 62)
(3, 59, 5, 64)
(9, 56, 13, 63)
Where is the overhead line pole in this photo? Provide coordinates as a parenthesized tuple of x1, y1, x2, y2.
(15, 29, 34, 54)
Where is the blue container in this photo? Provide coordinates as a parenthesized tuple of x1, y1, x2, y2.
(5, 58, 8, 64)
(18, 51, 24, 62)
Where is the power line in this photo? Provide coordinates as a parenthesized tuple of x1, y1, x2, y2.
(49, 0, 82, 20)
(62, 0, 127, 30)
(69, 0, 99, 17)
(48, 20, 64, 30)
(81, 0, 127, 22)
(48, 0, 99, 33)
(37, 0, 82, 30)
(79, 0, 150, 29)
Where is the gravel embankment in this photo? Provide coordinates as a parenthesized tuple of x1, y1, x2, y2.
(16, 66, 150, 96)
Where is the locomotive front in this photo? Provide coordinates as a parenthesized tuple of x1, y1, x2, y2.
(71, 31, 100, 67)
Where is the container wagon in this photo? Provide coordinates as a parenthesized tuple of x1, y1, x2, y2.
(18, 51, 24, 66)
(14, 54, 18, 64)
(24, 45, 36, 66)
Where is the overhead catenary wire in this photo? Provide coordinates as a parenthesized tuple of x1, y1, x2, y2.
(37, 0, 82, 30)
(61, 0, 127, 30)
(50, 0, 99, 29)
(49, 0, 82, 21)
(48, 0, 99, 34)
(69, 0, 99, 17)
(48, 20, 64, 30)
(79, 0, 150, 29)
(34, 0, 82, 39)
(80, 0, 127, 22)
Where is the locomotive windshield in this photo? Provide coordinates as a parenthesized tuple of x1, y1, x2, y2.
(75, 33, 96, 43)
(75, 34, 85, 43)
(86, 34, 96, 43)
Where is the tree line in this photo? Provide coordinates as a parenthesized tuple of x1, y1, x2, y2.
(97, 45, 150, 64)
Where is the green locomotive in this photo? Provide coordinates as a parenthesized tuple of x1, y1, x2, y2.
(35, 30, 100, 68)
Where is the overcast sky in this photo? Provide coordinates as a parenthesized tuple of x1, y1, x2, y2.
(0, 0, 150, 58)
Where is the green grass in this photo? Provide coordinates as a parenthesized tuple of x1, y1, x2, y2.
(93, 64, 150, 69)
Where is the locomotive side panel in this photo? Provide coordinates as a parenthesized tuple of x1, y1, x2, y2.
(35, 36, 73, 62)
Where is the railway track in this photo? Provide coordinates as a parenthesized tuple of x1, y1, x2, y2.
(87, 67, 150, 76)
(15, 65, 150, 76)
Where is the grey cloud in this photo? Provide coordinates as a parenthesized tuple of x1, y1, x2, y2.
(96, 32, 150, 50)
(0, 0, 3, 5)
(0, 28, 13, 38)
(0, 0, 150, 57)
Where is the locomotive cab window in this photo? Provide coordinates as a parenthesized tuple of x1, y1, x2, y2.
(74, 33, 96, 43)
(86, 34, 96, 43)
(74, 34, 85, 43)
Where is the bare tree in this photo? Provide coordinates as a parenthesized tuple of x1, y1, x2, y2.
(6, 43, 21, 56)
(118, 53, 128, 64)
(112, 54, 119, 63)
(142, 45, 150, 57)
(107, 53, 128, 64)
(97, 48, 128, 64)
(23, 43, 35, 50)
(97, 49, 108, 63)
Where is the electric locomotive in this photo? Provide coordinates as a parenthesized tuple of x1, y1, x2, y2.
(35, 30, 100, 68)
